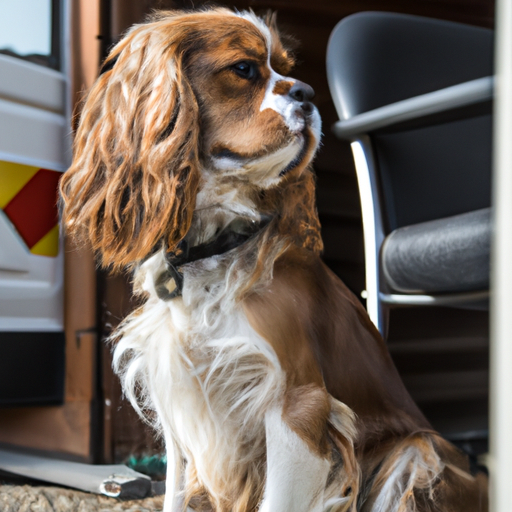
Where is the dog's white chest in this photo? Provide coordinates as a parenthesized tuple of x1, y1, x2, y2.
(164, 298, 283, 445)
(114, 275, 284, 497)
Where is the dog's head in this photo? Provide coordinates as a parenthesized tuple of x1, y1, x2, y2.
(60, 8, 321, 268)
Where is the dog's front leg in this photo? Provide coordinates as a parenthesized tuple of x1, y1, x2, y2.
(163, 436, 184, 512)
(260, 403, 331, 512)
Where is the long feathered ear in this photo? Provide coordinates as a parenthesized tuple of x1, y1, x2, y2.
(60, 16, 200, 269)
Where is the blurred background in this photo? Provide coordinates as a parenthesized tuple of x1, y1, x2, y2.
(0, 0, 494, 470)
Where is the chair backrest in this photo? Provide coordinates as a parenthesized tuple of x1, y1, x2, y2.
(327, 12, 494, 232)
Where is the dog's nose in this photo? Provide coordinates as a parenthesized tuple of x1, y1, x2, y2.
(288, 80, 315, 103)
(289, 80, 315, 115)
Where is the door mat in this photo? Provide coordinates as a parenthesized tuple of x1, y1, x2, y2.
(0, 484, 164, 512)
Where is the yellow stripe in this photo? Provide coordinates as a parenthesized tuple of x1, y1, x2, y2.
(30, 224, 59, 257)
(0, 160, 39, 209)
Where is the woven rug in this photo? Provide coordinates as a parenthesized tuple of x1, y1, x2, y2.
(0, 485, 164, 512)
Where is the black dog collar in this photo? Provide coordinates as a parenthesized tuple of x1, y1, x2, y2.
(155, 216, 271, 301)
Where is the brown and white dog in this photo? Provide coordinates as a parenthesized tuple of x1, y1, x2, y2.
(60, 8, 488, 512)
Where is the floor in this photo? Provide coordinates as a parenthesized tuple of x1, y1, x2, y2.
(0, 485, 164, 512)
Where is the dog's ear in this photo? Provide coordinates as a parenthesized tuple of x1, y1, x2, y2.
(60, 19, 200, 269)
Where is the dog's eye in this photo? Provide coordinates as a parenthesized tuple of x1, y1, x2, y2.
(231, 61, 257, 80)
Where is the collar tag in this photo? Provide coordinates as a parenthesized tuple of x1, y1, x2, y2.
(155, 261, 184, 301)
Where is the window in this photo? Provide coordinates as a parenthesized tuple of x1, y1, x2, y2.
(0, 0, 60, 69)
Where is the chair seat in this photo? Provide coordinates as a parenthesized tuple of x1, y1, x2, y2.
(381, 208, 491, 294)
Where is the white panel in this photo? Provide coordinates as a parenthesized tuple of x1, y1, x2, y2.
(490, 0, 512, 510)
(0, 98, 70, 170)
(0, 241, 64, 331)
(0, 211, 31, 272)
(0, 1, 69, 335)
(0, 54, 66, 113)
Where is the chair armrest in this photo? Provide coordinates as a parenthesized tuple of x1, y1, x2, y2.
(381, 208, 491, 295)
(333, 76, 494, 139)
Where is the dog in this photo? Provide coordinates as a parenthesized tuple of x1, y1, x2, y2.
(60, 8, 488, 512)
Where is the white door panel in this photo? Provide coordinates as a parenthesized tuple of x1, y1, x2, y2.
(0, 165, 64, 331)
(0, 99, 68, 171)
(0, 13, 69, 336)
(0, 0, 70, 406)
(0, 54, 66, 114)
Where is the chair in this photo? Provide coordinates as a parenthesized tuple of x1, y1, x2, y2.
(326, 12, 494, 336)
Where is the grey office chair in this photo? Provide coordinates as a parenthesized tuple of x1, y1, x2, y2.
(327, 12, 494, 335)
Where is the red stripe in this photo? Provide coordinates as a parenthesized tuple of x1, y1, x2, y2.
(4, 169, 61, 248)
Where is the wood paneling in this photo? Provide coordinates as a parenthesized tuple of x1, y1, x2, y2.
(99, 272, 163, 463)
(0, 402, 92, 459)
